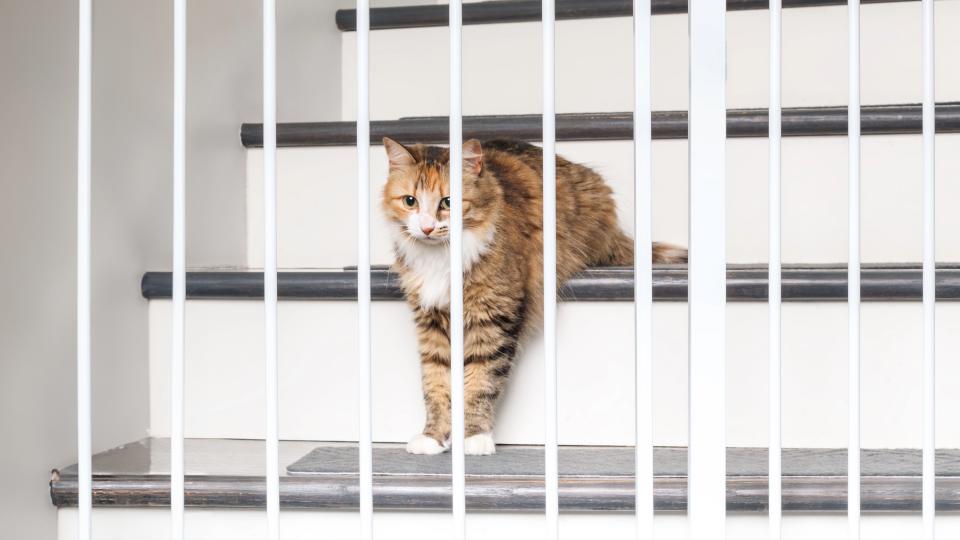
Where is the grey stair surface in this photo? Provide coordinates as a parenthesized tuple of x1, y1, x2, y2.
(335, 0, 913, 32)
(50, 438, 960, 512)
(140, 264, 960, 302)
(239, 103, 960, 148)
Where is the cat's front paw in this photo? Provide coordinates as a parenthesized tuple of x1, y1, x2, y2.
(464, 432, 496, 455)
(406, 433, 448, 455)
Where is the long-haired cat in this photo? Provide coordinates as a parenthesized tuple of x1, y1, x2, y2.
(381, 138, 686, 455)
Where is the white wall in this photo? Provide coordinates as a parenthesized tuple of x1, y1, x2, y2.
(0, 2, 80, 538)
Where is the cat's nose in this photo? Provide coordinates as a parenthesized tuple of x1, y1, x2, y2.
(421, 225, 435, 236)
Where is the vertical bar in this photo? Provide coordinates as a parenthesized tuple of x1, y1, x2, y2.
(633, 0, 654, 536)
(921, 0, 936, 538)
(263, 0, 280, 538)
(687, 0, 726, 537)
(542, 0, 559, 539)
(847, 1, 861, 538)
(171, 0, 187, 538)
(77, 0, 92, 538)
(356, 1, 373, 539)
(449, 1, 466, 538)
(768, 0, 783, 538)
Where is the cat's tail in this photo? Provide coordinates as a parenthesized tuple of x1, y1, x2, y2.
(652, 242, 688, 263)
(602, 232, 688, 265)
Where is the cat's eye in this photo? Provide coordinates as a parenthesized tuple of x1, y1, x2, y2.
(439, 197, 451, 211)
(403, 195, 417, 208)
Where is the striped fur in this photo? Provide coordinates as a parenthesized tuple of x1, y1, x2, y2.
(380, 138, 686, 454)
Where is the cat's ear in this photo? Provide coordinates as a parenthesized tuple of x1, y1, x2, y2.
(463, 139, 483, 175)
(383, 137, 415, 169)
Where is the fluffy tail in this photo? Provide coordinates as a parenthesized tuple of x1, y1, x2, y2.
(652, 241, 687, 263)
(601, 232, 688, 265)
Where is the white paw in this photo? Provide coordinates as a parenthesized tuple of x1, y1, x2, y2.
(406, 434, 448, 455)
(464, 432, 496, 455)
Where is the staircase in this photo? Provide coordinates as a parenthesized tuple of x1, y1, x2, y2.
(52, 1, 960, 539)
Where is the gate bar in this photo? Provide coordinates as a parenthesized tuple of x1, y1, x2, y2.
(542, 0, 559, 538)
(921, 0, 936, 538)
(449, 1, 466, 538)
(356, 1, 373, 539)
(768, 0, 783, 537)
(262, 0, 280, 538)
(171, 0, 187, 538)
(848, 1, 862, 538)
(688, 0, 727, 536)
(632, 0, 654, 536)
(77, 0, 92, 538)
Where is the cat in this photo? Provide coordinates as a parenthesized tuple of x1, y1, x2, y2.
(380, 137, 687, 456)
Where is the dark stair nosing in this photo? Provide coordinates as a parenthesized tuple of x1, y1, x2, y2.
(240, 102, 960, 148)
(336, 0, 913, 32)
(141, 264, 960, 302)
(49, 438, 960, 512)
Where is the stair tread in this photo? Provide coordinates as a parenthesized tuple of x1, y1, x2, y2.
(335, 0, 913, 32)
(49, 437, 960, 512)
(287, 445, 960, 478)
(140, 263, 960, 302)
(239, 102, 960, 148)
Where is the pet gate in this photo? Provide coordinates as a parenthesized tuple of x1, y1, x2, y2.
(70, 0, 943, 539)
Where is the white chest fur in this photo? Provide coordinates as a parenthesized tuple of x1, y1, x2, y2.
(395, 226, 495, 310)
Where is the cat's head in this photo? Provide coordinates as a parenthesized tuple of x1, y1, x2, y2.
(381, 137, 496, 246)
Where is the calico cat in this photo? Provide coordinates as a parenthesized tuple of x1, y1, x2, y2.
(380, 137, 686, 455)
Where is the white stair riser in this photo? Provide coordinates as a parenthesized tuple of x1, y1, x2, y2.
(246, 135, 960, 269)
(56, 508, 960, 540)
(340, 4, 960, 120)
(148, 299, 960, 448)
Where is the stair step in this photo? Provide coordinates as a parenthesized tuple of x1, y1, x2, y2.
(49, 438, 960, 512)
(335, 0, 913, 32)
(339, 4, 960, 120)
(147, 300, 960, 446)
(240, 102, 960, 148)
(141, 264, 960, 302)
(243, 139, 960, 268)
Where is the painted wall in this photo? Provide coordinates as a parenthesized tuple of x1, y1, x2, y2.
(0, 2, 79, 538)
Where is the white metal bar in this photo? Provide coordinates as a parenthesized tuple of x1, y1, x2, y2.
(921, 0, 936, 538)
(632, 0, 653, 536)
(768, 0, 783, 538)
(356, 0, 373, 539)
(77, 0, 92, 538)
(171, 0, 187, 538)
(542, 0, 558, 538)
(263, 0, 280, 538)
(687, 0, 726, 536)
(449, 1, 466, 538)
(848, 1, 861, 538)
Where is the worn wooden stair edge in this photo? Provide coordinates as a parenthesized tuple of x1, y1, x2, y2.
(335, 0, 914, 32)
(50, 438, 960, 512)
(141, 264, 960, 302)
(239, 103, 960, 148)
